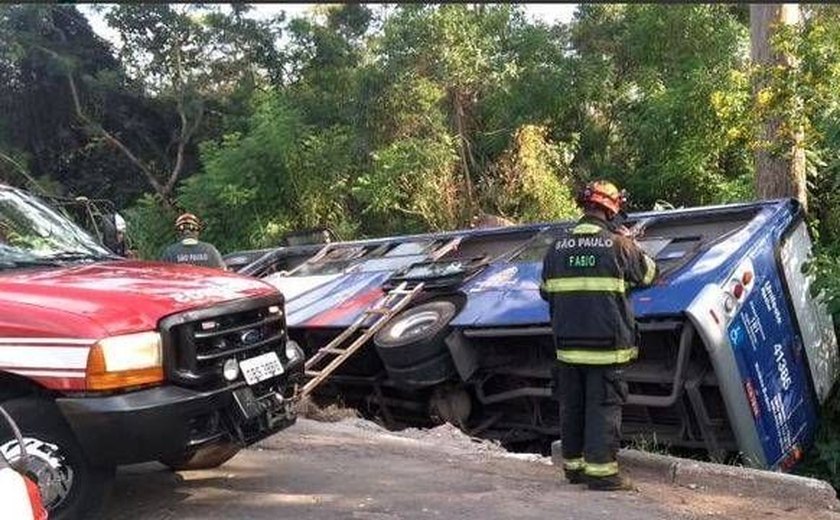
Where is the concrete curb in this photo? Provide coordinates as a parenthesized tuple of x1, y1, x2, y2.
(551, 442, 838, 510)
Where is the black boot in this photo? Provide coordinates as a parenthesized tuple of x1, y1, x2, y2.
(586, 474, 635, 492)
(564, 469, 587, 484)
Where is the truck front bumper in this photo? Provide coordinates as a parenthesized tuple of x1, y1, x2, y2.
(55, 369, 301, 467)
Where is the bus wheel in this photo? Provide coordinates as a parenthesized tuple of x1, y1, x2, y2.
(374, 300, 457, 368)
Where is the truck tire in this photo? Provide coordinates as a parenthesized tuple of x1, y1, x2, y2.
(0, 396, 113, 520)
(374, 300, 458, 368)
(159, 442, 241, 471)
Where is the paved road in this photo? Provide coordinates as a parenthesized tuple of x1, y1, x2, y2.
(103, 419, 837, 520)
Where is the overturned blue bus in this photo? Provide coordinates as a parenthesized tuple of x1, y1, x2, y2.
(245, 198, 838, 470)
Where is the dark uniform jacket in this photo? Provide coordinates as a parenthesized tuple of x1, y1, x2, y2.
(540, 215, 658, 365)
(160, 238, 226, 269)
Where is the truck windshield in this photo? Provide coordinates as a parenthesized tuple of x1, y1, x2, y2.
(0, 188, 113, 268)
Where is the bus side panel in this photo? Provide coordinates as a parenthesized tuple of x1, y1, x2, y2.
(778, 221, 839, 403)
(726, 235, 817, 469)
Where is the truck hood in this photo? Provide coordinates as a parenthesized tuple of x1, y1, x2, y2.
(0, 260, 279, 336)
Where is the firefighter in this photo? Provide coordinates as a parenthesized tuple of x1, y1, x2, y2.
(100, 212, 128, 256)
(540, 180, 658, 491)
(160, 213, 226, 269)
(114, 213, 127, 255)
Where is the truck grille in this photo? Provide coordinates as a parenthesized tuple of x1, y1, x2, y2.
(160, 295, 287, 389)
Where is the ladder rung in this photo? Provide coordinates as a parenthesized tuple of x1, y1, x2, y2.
(299, 280, 425, 400)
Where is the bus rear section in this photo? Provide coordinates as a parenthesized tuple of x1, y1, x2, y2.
(683, 211, 838, 469)
(444, 199, 837, 469)
(588, 200, 837, 468)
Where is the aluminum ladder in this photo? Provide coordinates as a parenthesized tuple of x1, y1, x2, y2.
(299, 281, 425, 399)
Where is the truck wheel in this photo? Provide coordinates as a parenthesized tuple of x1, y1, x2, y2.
(159, 442, 241, 471)
(374, 300, 458, 368)
(0, 396, 113, 520)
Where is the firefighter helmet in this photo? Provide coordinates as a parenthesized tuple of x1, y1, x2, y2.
(114, 213, 126, 233)
(175, 212, 201, 233)
(578, 180, 626, 216)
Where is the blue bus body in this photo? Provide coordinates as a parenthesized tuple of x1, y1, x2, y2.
(252, 199, 837, 470)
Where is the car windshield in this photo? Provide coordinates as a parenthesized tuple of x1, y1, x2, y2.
(0, 188, 113, 268)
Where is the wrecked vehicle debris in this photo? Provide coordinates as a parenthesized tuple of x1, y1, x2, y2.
(246, 199, 837, 471)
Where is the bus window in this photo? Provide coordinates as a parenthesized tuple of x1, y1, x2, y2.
(357, 240, 436, 273)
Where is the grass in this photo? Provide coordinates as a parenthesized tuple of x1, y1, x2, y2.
(626, 433, 672, 456)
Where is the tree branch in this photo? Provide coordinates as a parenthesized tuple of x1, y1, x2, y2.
(33, 43, 167, 198)
(163, 41, 200, 197)
(0, 151, 47, 194)
(66, 64, 166, 196)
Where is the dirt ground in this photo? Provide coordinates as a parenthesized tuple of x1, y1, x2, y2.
(104, 418, 840, 520)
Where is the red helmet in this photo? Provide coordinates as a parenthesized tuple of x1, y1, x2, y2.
(175, 212, 201, 232)
(578, 180, 626, 216)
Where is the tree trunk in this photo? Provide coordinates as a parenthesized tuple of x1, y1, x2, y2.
(750, 4, 807, 211)
(451, 89, 476, 217)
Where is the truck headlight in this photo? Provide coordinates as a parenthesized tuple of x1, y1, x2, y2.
(86, 331, 164, 390)
(285, 340, 304, 365)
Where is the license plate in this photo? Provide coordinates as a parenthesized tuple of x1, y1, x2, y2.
(239, 352, 284, 385)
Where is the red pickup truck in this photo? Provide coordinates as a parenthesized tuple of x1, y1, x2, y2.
(0, 185, 303, 519)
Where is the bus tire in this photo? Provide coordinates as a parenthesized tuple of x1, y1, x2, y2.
(385, 351, 457, 388)
(374, 300, 458, 368)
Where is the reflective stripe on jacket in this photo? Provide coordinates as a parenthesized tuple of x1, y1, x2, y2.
(540, 215, 658, 365)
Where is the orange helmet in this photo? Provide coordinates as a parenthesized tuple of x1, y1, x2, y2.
(175, 212, 201, 233)
(578, 180, 626, 216)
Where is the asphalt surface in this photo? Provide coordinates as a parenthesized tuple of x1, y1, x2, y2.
(103, 419, 840, 520)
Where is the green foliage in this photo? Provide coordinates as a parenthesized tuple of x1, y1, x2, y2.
(795, 6, 840, 245)
(571, 4, 755, 208)
(797, 377, 840, 488)
(123, 193, 177, 259)
(0, 4, 160, 204)
(354, 135, 461, 235)
(479, 125, 579, 223)
(175, 93, 356, 253)
(808, 247, 840, 317)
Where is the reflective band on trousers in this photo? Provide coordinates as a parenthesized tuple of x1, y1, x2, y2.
(572, 223, 602, 235)
(556, 347, 639, 365)
(563, 458, 586, 471)
(643, 255, 657, 285)
(584, 461, 619, 477)
(542, 277, 626, 294)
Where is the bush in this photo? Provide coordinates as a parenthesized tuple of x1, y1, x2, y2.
(177, 93, 358, 254)
(795, 241, 840, 486)
(479, 124, 579, 223)
(124, 193, 177, 260)
(353, 135, 462, 235)
(796, 380, 840, 488)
